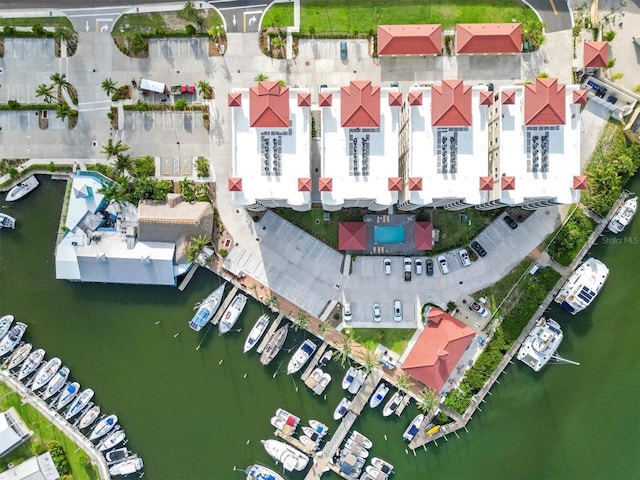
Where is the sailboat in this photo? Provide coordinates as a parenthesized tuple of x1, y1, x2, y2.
(188, 283, 225, 332)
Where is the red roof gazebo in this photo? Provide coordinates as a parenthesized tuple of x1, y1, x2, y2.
(338, 222, 368, 251)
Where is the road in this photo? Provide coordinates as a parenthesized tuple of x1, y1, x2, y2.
(526, 0, 573, 32)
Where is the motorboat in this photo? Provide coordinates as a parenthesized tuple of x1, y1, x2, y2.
(334, 397, 351, 421)
(312, 372, 331, 396)
(608, 196, 637, 233)
(369, 383, 389, 409)
(6, 176, 39, 202)
(365, 465, 388, 480)
(108, 454, 143, 476)
(189, 283, 226, 332)
(349, 430, 372, 449)
(304, 368, 322, 390)
(318, 349, 333, 367)
(287, 339, 317, 374)
(245, 463, 285, 480)
(105, 447, 131, 465)
(65, 388, 95, 419)
(382, 391, 404, 417)
(0, 322, 27, 357)
(218, 293, 248, 335)
(56, 382, 80, 410)
(259, 324, 288, 366)
(17, 348, 45, 381)
(89, 414, 118, 441)
(0, 213, 16, 229)
(31, 357, 62, 391)
(341, 366, 358, 390)
(6, 342, 32, 370)
(348, 369, 367, 395)
(308, 420, 328, 438)
(338, 452, 363, 477)
(371, 457, 394, 476)
(360, 473, 377, 480)
(243, 314, 270, 353)
(343, 438, 369, 458)
(403, 414, 424, 442)
(270, 408, 300, 435)
(0, 315, 14, 340)
(261, 439, 309, 472)
(42, 366, 69, 400)
(78, 404, 101, 430)
(98, 428, 126, 451)
(299, 434, 320, 452)
(517, 317, 564, 371)
(426, 424, 441, 435)
(301, 427, 324, 444)
(554, 258, 609, 315)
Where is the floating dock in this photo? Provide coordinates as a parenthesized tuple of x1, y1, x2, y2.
(256, 313, 284, 354)
(301, 342, 328, 382)
(211, 285, 238, 325)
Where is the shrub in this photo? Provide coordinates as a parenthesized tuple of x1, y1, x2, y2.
(603, 30, 616, 42)
(132, 155, 156, 178)
(185, 24, 197, 35)
(175, 98, 187, 111)
(202, 113, 209, 120)
(219, 248, 228, 258)
(32, 23, 45, 35)
(7, 99, 20, 109)
(195, 156, 210, 177)
(612, 72, 624, 81)
(46, 441, 70, 475)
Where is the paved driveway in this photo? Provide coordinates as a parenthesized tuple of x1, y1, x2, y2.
(526, 0, 573, 32)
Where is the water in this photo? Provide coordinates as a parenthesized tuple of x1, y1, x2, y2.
(373, 225, 405, 244)
(1, 176, 639, 479)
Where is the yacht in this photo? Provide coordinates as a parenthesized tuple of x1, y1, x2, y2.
(42, 366, 69, 400)
(6, 342, 32, 370)
(287, 339, 317, 374)
(97, 428, 127, 451)
(6, 176, 39, 202)
(189, 283, 226, 332)
(371, 457, 394, 476)
(369, 383, 389, 409)
(89, 414, 118, 441)
(554, 258, 609, 315)
(304, 368, 323, 391)
(108, 455, 143, 476)
(218, 293, 248, 335)
(403, 414, 424, 442)
(105, 447, 131, 465)
(243, 314, 270, 353)
(0, 213, 16, 229)
(0, 322, 27, 357)
(261, 439, 309, 472)
(245, 464, 285, 480)
(308, 420, 328, 438)
(31, 357, 62, 391)
(517, 317, 564, 371)
(259, 324, 288, 366)
(312, 371, 331, 396)
(77, 404, 101, 430)
(349, 430, 372, 449)
(333, 397, 351, 421)
(608, 196, 637, 233)
(65, 388, 94, 419)
(270, 408, 300, 435)
(0, 315, 13, 340)
(382, 390, 404, 417)
(341, 366, 358, 390)
(17, 348, 45, 381)
(56, 382, 79, 410)
(348, 369, 367, 395)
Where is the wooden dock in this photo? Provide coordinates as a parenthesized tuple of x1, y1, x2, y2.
(256, 313, 284, 354)
(211, 285, 238, 325)
(301, 342, 328, 382)
(395, 393, 411, 416)
(349, 369, 382, 414)
(177, 264, 199, 291)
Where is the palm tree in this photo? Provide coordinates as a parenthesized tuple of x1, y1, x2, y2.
(101, 139, 130, 161)
(266, 296, 279, 312)
(55, 102, 71, 121)
(197, 80, 213, 99)
(178, 1, 205, 31)
(335, 334, 352, 367)
(101, 78, 118, 97)
(50, 72, 71, 91)
(186, 234, 213, 264)
(362, 350, 380, 375)
(317, 321, 331, 337)
(395, 372, 412, 393)
(277, 79, 287, 88)
(98, 181, 126, 206)
(416, 387, 439, 414)
(293, 311, 309, 332)
(254, 73, 269, 82)
(53, 25, 74, 44)
(113, 154, 133, 177)
(35, 83, 55, 104)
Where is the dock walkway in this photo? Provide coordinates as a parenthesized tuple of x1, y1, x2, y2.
(349, 369, 382, 414)
(211, 285, 238, 325)
(256, 313, 284, 354)
(301, 342, 328, 382)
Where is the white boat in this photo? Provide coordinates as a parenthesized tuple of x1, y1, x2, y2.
(371, 457, 394, 476)
(6, 176, 39, 202)
(243, 314, 270, 353)
(608, 196, 637, 233)
(348, 369, 367, 395)
(245, 464, 285, 480)
(17, 348, 45, 381)
(369, 383, 389, 409)
(338, 452, 364, 477)
(343, 438, 369, 458)
(189, 283, 225, 332)
(0, 213, 16, 229)
(7, 342, 32, 370)
(260, 324, 288, 366)
(65, 388, 94, 419)
(287, 339, 317, 374)
(0, 322, 27, 357)
(318, 349, 332, 367)
(42, 366, 69, 400)
(554, 258, 609, 315)
(31, 357, 62, 391)
(312, 372, 331, 395)
(382, 391, 404, 417)
(304, 367, 322, 390)
(301, 427, 324, 443)
(308, 420, 328, 437)
(299, 434, 320, 452)
(333, 397, 351, 420)
(218, 293, 248, 335)
(349, 430, 372, 449)
(108, 455, 143, 476)
(365, 465, 388, 480)
(78, 404, 101, 430)
(56, 382, 80, 410)
(261, 439, 309, 472)
(0, 315, 14, 340)
(105, 447, 131, 465)
(98, 428, 126, 451)
(341, 366, 358, 390)
(403, 414, 424, 442)
(89, 414, 118, 441)
(360, 473, 377, 480)
(517, 317, 564, 371)
(270, 408, 300, 435)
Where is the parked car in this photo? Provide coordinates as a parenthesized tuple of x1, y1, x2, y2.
(503, 215, 518, 230)
(393, 300, 402, 322)
(373, 303, 382, 322)
(469, 301, 488, 318)
(470, 240, 487, 257)
(390, 80, 399, 88)
(458, 249, 471, 267)
(403, 257, 412, 281)
(437, 255, 449, 275)
(425, 258, 434, 276)
(384, 258, 392, 275)
(340, 41, 348, 59)
(415, 258, 423, 275)
(343, 302, 352, 322)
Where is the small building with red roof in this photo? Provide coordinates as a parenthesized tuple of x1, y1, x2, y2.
(229, 81, 312, 211)
(377, 25, 442, 56)
(338, 222, 368, 251)
(583, 41, 608, 69)
(456, 23, 521, 54)
(401, 307, 475, 393)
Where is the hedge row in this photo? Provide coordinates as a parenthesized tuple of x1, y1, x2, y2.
(0, 103, 57, 111)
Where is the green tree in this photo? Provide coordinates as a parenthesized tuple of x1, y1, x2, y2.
(254, 73, 269, 82)
(178, 1, 205, 31)
(362, 350, 379, 375)
(113, 154, 133, 177)
(175, 98, 187, 111)
(135, 99, 149, 112)
(101, 78, 118, 97)
(293, 311, 309, 331)
(125, 31, 146, 54)
(32, 23, 45, 35)
(277, 79, 287, 88)
(335, 334, 352, 367)
(606, 58, 616, 70)
(396, 372, 412, 392)
(197, 80, 213, 99)
(98, 181, 126, 206)
(35, 83, 55, 104)
(53, 25, 74, 44)
(416, 387, 439, 414)
(317, 320, 331, 337)
(132, 156, 156, 178)
(50, 72, 71, 92)
(266, 296, 279, 312)
(55, 102, 71, 120)
(101, 138, 130, 161)
(179, 177, 196, 202)
(603, 30, 616, 42)
(186, 234, 213, 264)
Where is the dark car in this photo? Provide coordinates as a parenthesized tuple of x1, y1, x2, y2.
(503, 215, 518, 230)
(470, 241, 487, 257)
(425, 258, 434, 276)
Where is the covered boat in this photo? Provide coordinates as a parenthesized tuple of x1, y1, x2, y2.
(403, 414, 424, 442)
(270, 408, 300, 436)
(218, 293, 248, 335)
(89, 414, 118, 441)
(108, 455, 143, 476)
(17, 348, 45, 381)
(6, 342, 32, 370)
(259, 324, 288, 366)
(56, 382, 79, 410)
(245, 463, 285, 480)
(369, 383, 389, 408)
(382, 390, 404, 417)
(261, 439, 309, 472)
(0, 213, 16, 229)
(42, 366, 69, 400)
(31, 357, 62, 391)
(0, 322, 27, 357)
(517, 317, 564, 371)
(287, 339, 317, 374)
(243, 314, 270, 353)
(6, 176, 39, 202)
(189, 283, 226, 332)
(608, 196, 637, 233)
(554, 258, 609, 315)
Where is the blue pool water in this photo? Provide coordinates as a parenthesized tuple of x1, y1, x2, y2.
(373, 225, 405, 244)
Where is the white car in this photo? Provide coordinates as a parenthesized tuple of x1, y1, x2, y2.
(383, 258, 391, 275)
(343, 302, 352, 322)
(469, 301, 488, 318)
(459, 249, 471, 267)
(414, 259, 423, 275)
(393, 300, 402, 322)
(437, 255, 450, 275)
(373, 303, 382, 322)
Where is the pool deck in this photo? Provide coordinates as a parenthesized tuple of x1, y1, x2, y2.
(364, 213, 423, 255)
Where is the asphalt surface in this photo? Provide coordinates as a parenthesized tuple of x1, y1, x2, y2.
(526, 0, 573, 32)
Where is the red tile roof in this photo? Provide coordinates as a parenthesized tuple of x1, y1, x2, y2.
(249, 81, 290, 128)
(298, 177, 312, 192)
(318, 92, 332, 107)
(414, 221, 433, 250)
(409, 177, 423, 191)
(408, 92, 423, 106)
(338, 222, 368, 251)
(479, 90, 494, 106)
(227, 92, 242, 107)
(501, 176, 516, 190)
(456, 23, 522, 54)
(584, 41, 608, 68)
(377, 24, 442, 55)
(228, 177, 242, 191)
(432, 80, 472, 127)
(341, 81, 381, 128)
(573, 89, 588, 105)
(319, 177, 333, 192)
(573, 175, 588, 190)
(388, 177, 402, 191)
(297, 92, 311, 107)
(479, 176, 493, 191)
(389, 92, 403, 107)
(501, 90, 516, 105)
(401, 307, 475, 392)
(524, 78, 566, 126)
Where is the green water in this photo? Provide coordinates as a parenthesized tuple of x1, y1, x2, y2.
(1, 177, 639, 480)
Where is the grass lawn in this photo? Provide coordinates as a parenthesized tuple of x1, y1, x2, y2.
(264, 0, 537, 33)
(347, 328, 415, 355)
(430, 209, 500, 253)
(473, 258, 531, 312)
(113, 10, 224, 34)
(0, 382, 99, 479)
(273, 208, 363, 249)
(0, 17, 74, 31)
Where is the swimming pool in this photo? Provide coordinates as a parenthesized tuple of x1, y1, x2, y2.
(374, 225, 405, 244)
